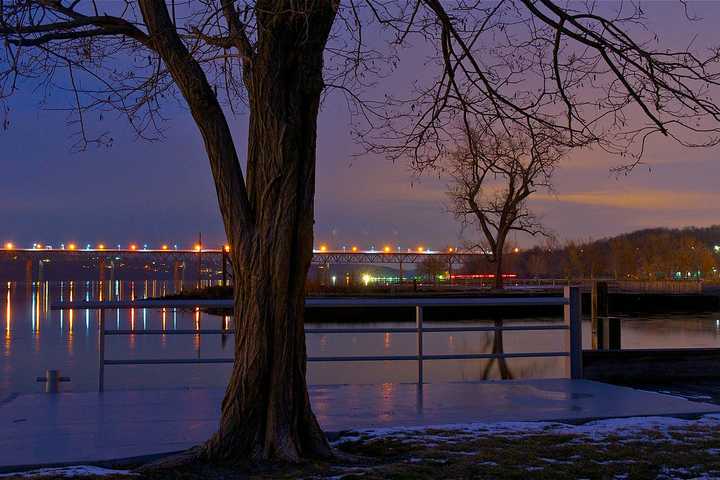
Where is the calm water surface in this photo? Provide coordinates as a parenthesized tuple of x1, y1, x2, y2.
(3, 281, 720, 395)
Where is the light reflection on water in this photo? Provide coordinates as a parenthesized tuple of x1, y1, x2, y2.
(2, 281, 720, 395)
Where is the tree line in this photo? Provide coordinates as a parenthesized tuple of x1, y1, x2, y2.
(472, 227, 720, 281)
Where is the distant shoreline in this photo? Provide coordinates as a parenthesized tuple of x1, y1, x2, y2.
(162, 286, 720, 320)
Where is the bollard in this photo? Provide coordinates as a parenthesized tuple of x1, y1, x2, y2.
(36, 369, 71, 393)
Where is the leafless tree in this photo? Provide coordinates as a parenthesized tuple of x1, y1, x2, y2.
(448, 126, 561, 288)
(2, 0, 720, 465)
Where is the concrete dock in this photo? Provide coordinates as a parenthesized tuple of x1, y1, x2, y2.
(2, 379, 719, 471)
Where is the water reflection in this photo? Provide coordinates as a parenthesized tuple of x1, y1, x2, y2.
(2, 280, 720, 395)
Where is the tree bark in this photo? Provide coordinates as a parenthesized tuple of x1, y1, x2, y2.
(138, 0, 338, 463)
(202, 2, 338, 463)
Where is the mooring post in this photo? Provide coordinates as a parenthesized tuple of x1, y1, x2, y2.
(98, 308, 105, 392)
(36, 369, 70, 393)
(416, 305, 424, 384)
(593, 281, 609, 350)
(564, 286, 583, 379)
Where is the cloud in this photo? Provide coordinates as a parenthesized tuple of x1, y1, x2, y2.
(534, 188, 720, 210)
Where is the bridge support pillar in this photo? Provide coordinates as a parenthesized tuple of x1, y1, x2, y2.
(25, 259, 33, 285)
(98, 258, 106, 283)
(221, 251, 228, 287)
(173, 261, 183, 293)
(37, 260, 45, 285)
(108, 260, 115, 300)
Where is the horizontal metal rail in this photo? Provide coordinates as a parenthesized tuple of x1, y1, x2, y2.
(91, 287, 582, 391)
(105, 351, 569, 366)
(103, 324, 569, 336)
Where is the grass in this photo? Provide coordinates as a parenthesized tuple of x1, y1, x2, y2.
(6, 416, 720, 479)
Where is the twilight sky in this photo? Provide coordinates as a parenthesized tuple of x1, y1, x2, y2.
(2, 2, 720, 250)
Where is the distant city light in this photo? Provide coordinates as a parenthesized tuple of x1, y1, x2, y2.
(513, 247, 520, 253)
(4, 242, 13, 250)
(362, 274, 371, 286)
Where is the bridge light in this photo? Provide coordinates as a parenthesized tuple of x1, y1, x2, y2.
(223, 245, 230, 253)
(319, 244, 328, 252)
(194, 244, 201, 252)
(161, 245, 169, 251)
(513, 247, 520, 253)
(417, 246, 424, 253)
(448, 247, 454, 253)
(351, 246, 358, 253)
(68, 243, 76, 251)
(362, 274, 371, 286)
(4, 242, 13, 250)
(383, 245, 391, 253)
(98, 244, 105, 250)
(130, 244, 137, 251)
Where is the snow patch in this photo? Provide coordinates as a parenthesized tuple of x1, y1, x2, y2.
(0, 466, 136, 478)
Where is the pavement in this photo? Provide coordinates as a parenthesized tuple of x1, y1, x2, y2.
(1, 379, 719, 471)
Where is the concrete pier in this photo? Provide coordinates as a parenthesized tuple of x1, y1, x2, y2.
(1, 379, 718, 471)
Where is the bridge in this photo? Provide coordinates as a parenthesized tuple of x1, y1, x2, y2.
(0, 247, 485, 285)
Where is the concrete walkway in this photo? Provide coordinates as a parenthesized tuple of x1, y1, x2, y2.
(2, 379, 719, 471)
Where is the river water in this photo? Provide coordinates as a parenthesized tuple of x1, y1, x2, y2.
(2, 281, 720, 395)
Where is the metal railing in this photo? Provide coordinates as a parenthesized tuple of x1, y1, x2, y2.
(52, 286, 582, 392)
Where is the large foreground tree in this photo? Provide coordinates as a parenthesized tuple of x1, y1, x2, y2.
(3, 0, 720, 464)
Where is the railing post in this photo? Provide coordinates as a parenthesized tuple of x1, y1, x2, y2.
(98, 308, 105, 392)
(416, 305, 424, 384)
(564, 286, 582, 379)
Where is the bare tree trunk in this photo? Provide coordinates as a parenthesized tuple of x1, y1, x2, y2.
(202, 3, 337, 463)
(137, 0, 337, 463)
(493, 244, 505, 290)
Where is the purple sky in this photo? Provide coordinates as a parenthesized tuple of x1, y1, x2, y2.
(2, 3, 720, 250)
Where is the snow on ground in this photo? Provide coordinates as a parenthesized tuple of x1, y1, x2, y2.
(0, 466, 136, 478)
(333, 413, 720, 445)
